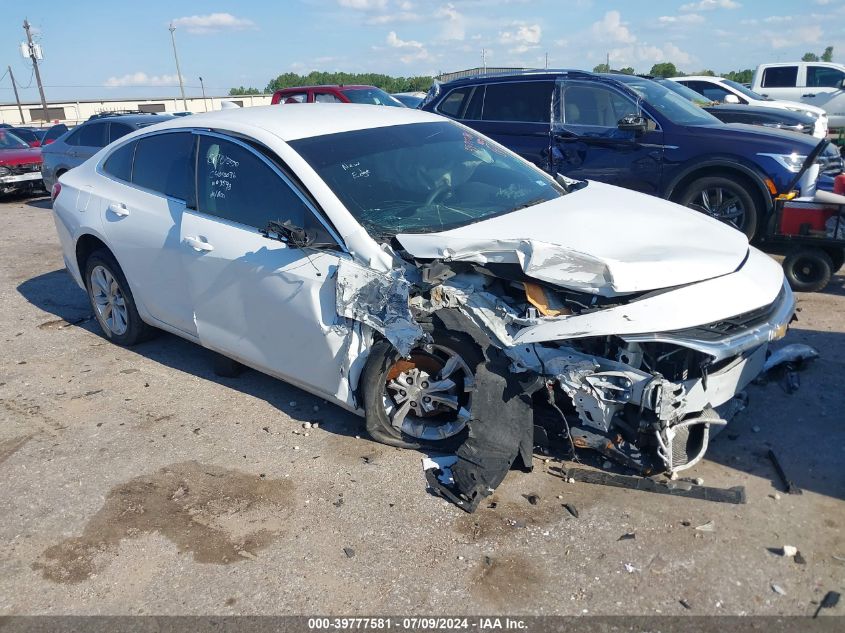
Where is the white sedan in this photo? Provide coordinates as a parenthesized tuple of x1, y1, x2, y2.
(51, 104, 793, 509)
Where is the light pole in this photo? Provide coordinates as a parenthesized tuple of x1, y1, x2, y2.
(199, 76, 208, 112)
(168, 22, 188, 111)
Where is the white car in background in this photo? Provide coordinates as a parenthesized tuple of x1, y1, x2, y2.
(671, 75, 829, 138)
(750, 62, 845, 130)
(50, 105, 793, 509)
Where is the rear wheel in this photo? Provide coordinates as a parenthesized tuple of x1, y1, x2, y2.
(783, 248, 833, 293)
(678, 175, 759, 239)
(361, 332, 482, 451)
(84, 249, 154, 346)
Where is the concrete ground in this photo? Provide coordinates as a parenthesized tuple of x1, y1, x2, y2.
(0, 194, 843, 617)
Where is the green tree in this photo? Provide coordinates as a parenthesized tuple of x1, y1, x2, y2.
(262, 71, 434, 95)
(821, 46, 834, 62)
(724, 69, 753, 84)
(618, 66, 635, 75)
(649, 62, 679, 78)
(229, 86, 261, 96)
(696, 69, 716, 76)
(592, 63, 611, 73)
(802, 52, 820, 62)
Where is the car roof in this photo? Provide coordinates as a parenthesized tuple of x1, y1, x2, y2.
(86, 114, 176, 126)
(437, 69, 597, 89)
(148, 104, 446, 141)
(670, 76, 727, 82)
(275, 85, 379, 92)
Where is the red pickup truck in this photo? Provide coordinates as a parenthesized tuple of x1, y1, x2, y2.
(271, 84, 404, 107)
(0, 129, 43, 196)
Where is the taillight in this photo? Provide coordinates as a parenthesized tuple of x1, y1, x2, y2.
(51, 182, 62, 202)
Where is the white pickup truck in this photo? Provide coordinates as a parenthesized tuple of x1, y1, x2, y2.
(751, 62, 845, 130)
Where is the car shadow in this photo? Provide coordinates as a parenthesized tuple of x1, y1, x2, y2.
(25, 196, 52, 210)
(16, 268, 364, 441)
(16, 269, 845, 502)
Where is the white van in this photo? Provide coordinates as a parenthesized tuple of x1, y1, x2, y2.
(751, 62, 845, 130)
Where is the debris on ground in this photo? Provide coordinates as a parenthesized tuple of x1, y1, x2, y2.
(814, 591, 841, 618)
(618, 532, 636, 541)
(760, 344, 819, 394)
(563, 503, 579, 518)
(554, 467, 746, 504)
(782, 545, 798, 558)
(794, 551, 807, 565)
(623, 563, 640, 573)
(343, 547, 355, 558)
(768, 449, 803, 495)
(524, 493, 540, 505)
(679, 598, 692, 610)
(772, 584, 786, 596)
(694, 521, 715, 532)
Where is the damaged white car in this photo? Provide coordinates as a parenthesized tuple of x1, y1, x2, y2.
(51, 105, 794, 511)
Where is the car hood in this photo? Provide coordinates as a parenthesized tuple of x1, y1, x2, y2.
(684, 122, 820, 153)
(0, 147, 42, 166)
(763, 99, 827, 116)
(396, 181, 750, 297)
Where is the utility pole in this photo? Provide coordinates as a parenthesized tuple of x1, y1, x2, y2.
(169, 22, 188, 111)
(23, 19, 49, 122)
(8, 66, 25, 124)
(481, 48, 487, 74)
(545, 52, 549, 69)
(606, 52, 610, 71)
(199, 76, 208, 112)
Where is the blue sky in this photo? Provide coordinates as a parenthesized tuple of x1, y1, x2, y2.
(2, 0, 844, 103)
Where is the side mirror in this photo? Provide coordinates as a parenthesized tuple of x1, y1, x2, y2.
(261, 220, 314, 249)
(724, 94, 741, 104)
(617, 114, 648, 135)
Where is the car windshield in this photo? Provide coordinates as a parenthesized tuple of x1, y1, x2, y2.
(0, 130, 30, 149)
(612, 77, 722, 126)
(343, 88, 404, 107)
(721, 79, 768, 100)
(657, 80, 713, 106)
(289, 121, 565, 239)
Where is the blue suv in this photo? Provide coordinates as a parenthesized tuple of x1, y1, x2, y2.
(422, 70, 823, 238)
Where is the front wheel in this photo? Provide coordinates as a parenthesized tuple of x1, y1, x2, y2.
(360, 332, 482, 451)
(678, 176, 759, 239)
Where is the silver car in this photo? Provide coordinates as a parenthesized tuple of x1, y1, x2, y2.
(41, 113, 173, 191)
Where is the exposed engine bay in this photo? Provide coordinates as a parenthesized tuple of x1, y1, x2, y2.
(336, 244, 794, 512)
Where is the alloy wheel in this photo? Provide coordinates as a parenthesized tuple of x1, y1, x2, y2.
(689, 186, 747, 231)
(90, 265, 129, 336)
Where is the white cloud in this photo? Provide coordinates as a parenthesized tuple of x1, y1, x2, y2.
(766, 24, 822, 49)
(366, 11, 421, 24)
(385, 31, 430, 62)
(680, 0, 740, 11)
(105, 72, 180, 87)
(171, 13, 255, 34)
(608, 42, 692, 67)
(338, 0, 388, 9)
(499, 23, 542, 52)
(435, 3, 466, 40)
(590, 11, 635, 44)
(658, 14, 705, 24)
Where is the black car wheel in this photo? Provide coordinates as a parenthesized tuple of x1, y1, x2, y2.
(783, 248, 833, 293)
(678, 176, 759, 239)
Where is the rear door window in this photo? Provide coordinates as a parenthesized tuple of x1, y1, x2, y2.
(482, 81, 553, 123)
(196, 135, 309, 230)
(77, 122, 109, 148)
(109, 122, 134, 143)
(437, 87, 472, 117)
(762, 66, 799, 88)
(314, 92, 342, 103)
(278, 92, 307, 104)
(807, 65, 845, 88)
(131, 132, 196, 202)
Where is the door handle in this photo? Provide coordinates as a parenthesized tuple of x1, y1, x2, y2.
(107, 202, 129, 217)
(802, 93, 817, 98)
(184, 236, 214, 252)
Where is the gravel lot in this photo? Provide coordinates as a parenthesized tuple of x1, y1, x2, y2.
(0, 194, 843, 617)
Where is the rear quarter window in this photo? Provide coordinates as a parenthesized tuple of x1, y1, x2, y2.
(762, 66, 798, 88)
(102, 141, 137, 182)
(131, 132, 196, 201)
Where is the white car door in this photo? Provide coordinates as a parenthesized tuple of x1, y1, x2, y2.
(179, 132, 351, 399)
(98, 131, 198, 337)
(802, 65, 845, 119)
